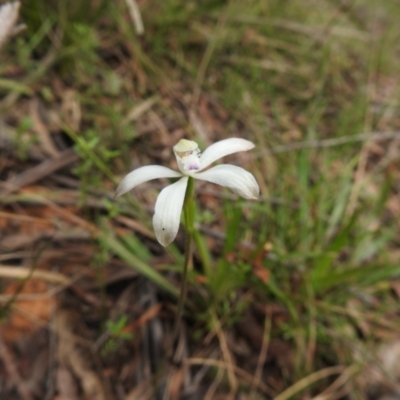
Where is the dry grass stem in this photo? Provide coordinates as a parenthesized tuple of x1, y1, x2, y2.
(0, 265, 70, 285)
(254, 131, 400, 157)
(250, 312, 271, 398)
(0, 2, 20, 50)
(274, 366, 346, 400)
(124, 0, 144, 35)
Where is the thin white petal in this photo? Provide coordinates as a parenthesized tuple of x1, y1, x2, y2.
(199, 138, 255, 171)
(115, 165, 181, 198)
(195, 164, 259, 199)
(153, 177, 188, 246)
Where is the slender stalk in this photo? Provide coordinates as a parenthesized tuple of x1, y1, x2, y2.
(172, 177, 195, 353)
(174, 224, 193, 325)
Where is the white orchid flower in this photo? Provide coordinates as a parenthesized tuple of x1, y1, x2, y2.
(115, 138, 259, 246)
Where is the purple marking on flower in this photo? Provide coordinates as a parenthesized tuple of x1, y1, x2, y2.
(182, 153, 201, 171)
(187, 164, 200, 171)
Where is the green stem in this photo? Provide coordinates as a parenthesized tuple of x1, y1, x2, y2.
(172, 177, 195, 352)
(175, 224, 193, 320)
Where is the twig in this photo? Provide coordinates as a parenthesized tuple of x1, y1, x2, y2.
(186, 358, 275, 396)
(0, 148, 79, 196)
(210, 310, 238, 398)
(30, 98, 60, 158)
(204, 362, 224, 400)
(311, 365, 358, 400)
(0, 211, 51, 224)
(115, 215, 155, 239)
(0, 265, 70, 285)
(43, 314, 57, 400)
(250, 311, 271, 398)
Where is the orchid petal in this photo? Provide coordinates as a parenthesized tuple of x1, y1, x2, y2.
(153, 177, 188, 246)
(195, 164, 259, 199)
(115, 165, 182, 198)
(199, 138, 255, 171)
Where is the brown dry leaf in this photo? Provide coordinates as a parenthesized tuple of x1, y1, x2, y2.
(0, 212, 8, 229)
(253, 267, 270, 284)
(55, 308, 116, 400)
(56, 367, 80, 400)
(195, 275, 207, 284)
(122, 303, 161, 333)
(166, 366, 186, 400)
(1, 279, 55, 343)
(225, 253, 236, 263)
(252, 242, 272, 284)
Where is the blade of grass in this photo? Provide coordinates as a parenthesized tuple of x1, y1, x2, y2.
(99, 230, 178, 298)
